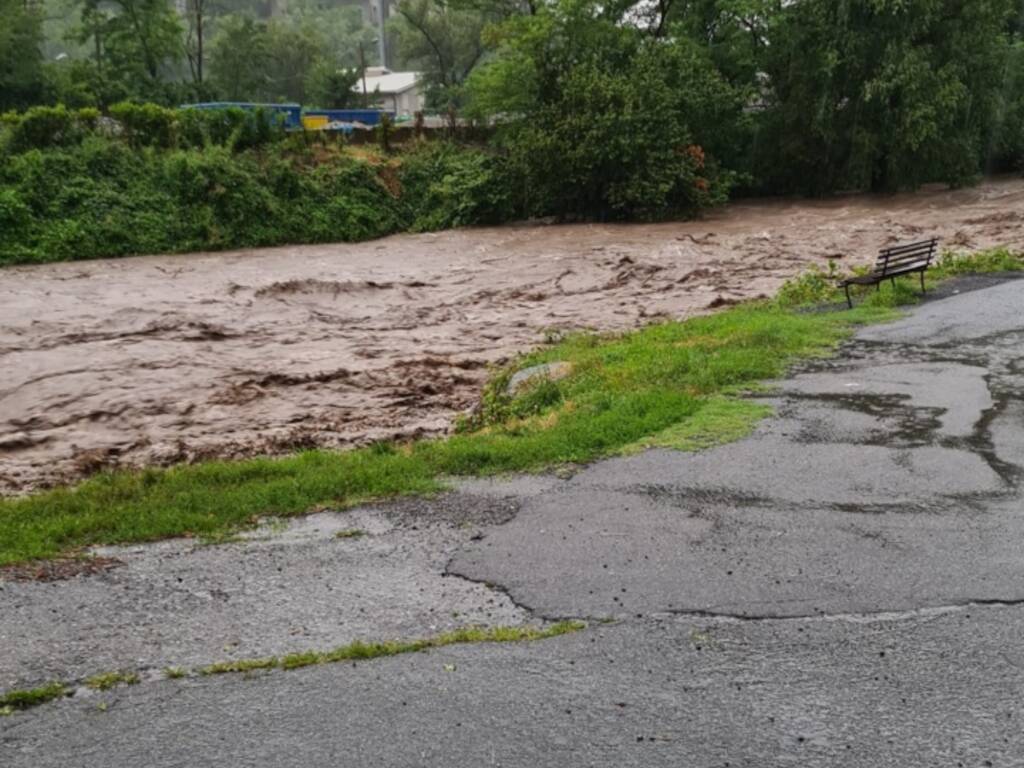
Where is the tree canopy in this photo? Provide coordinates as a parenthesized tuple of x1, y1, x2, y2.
(3, 0, 1024, 211)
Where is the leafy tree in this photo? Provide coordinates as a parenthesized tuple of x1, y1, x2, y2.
(756, 0, 1015, 193)
(305, 61, 360, 108)
(990, 40, 1024, 171)
(184, 0, 211, 84)
(261, 20, 326, 103)
(66, 0, 184, 103)
(466, 0, 743, 219)
(210, 14, 352, 103)
(208, 15, 271, 99)
(392, 0, 505, 110)
(0, 0, 46, 110)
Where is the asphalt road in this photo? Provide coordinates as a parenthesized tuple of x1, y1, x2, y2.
(3, 277, 1023, 767)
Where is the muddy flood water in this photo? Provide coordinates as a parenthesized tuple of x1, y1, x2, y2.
(2, 178, 1023, 494)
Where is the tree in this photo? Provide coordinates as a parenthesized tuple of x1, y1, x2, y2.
(465, 0, 744, 220)
(208, 15, 270, 100)
(0, 0, 46, 110)
(755, 0, 1015, 194)
(305, 61, 360, 108)
(184, 0, 211, 85)
(105, 0, 183, 82)
(67, 0, 183, 103)
(208, 15, 333, 103)
(392, 0, 505, 110)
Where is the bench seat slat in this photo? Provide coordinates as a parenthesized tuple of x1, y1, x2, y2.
(883, 255, 933, 268)
(880, 238, 938, 255)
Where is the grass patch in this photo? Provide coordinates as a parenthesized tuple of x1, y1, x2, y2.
(199, 657, 279, 676)
(932, 247, 1024, 277)
(777, 247, 1024, 309)
(0, 299, 895, 565)
(242, 622, 585, 674)
(84, 671, 140, 691)
(335, 528, 367, 540)
(623, 396, 774, 454)
(1, 247, 1016, 566)
(0, 682, 68, 713)
(1, 622, 584, 715)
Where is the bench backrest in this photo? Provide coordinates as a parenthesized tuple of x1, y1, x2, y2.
(875, 238, 938, 276)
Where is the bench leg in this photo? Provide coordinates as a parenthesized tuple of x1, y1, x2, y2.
(890, 277, 896, 288)
(876, 282, 881, 292)
(920, 270, 926, 294)
(844, 284, 853, 309)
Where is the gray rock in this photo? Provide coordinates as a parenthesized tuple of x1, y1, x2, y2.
(506, 361, 573, 396)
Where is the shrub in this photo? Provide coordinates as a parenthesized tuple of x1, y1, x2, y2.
(4, 104, 94, 152)
(935, 247, 1024, 276)
(109, 102, 178, 149)
(775, 262, 842, 307)
(399, 142, 515, 231)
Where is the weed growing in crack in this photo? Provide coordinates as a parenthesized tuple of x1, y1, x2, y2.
(213, 622, 585, 677)
(0, 682, 68, 713)
(334, 529, 367, 540)
(199, 657, 278, 676)
(85, 671, 140, 691)
(0, 622, 586, 716)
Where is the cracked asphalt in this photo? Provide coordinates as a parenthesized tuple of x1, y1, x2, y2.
(3, 277, 1024, 767)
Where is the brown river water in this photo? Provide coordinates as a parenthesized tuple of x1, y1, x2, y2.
(2, 178, 1023, 494)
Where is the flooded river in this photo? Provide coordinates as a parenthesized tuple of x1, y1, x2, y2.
(2, 178, 1023, 493)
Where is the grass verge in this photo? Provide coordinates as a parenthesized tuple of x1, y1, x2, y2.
(0, 682, 68, 715)
(1, 622, 585, 714)
(0, 248, 1019, 566)
(84, 671, 140, 691)
(203, 621, 584, 676)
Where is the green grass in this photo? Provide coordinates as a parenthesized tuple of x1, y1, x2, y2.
(335, 528, 367, 540)
(0, 682, 68, 714)
(0, 300, 896, 566)
(1, 622, 584, 715)
(199, 657, 279, 676)
(1, 248, 1017, 567)
(84, 671, 140, 691)
(776, 246, 1024, 309)
(217, 622, 585, 674)
(622, 396, 774, 454)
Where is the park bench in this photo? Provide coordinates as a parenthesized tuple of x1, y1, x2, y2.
(839, 237, 939, 308)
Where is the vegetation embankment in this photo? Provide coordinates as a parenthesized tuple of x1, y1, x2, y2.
(2, 248, 1020, 568)
(0, 106, 512, 266)
(4, 1, 1024, 266)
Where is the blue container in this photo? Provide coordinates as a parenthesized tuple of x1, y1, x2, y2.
(303, 109, 395, 127)
(180, 102, 303, 130)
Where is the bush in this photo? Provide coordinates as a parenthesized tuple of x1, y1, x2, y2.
(399, 142, 515, 231)
(775, 262, 842, 307)
(935, 248, 1024, 276)
(109, 102, 178, 149)
(177, 106, 285, 151)
(3, 104, 95, 152)
(0, 134, 411, 265)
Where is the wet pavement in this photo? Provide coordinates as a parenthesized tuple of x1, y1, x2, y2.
(2, 278, 1024, 766)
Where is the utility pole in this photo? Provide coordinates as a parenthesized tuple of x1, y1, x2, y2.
(358, 42, 368, 108)
(376, 0, 388, 69)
